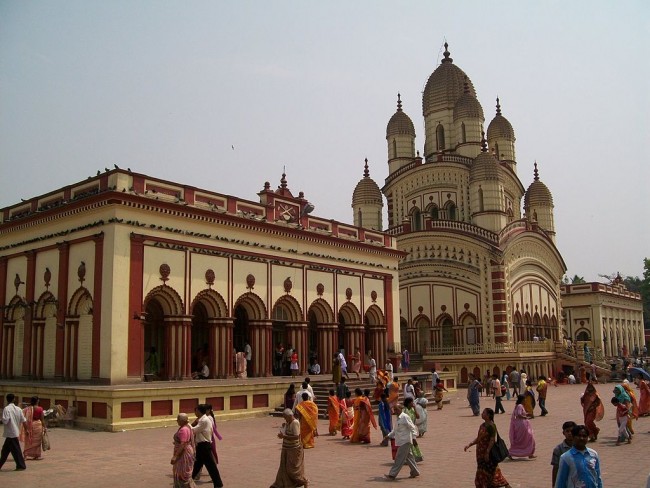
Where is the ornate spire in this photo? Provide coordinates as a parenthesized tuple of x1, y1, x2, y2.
(463, 76, 470, 94)
(441, 41, 453, 64)
(533, 161, 539, 181)
(280, 169, 287, 189)
(363, 158, 370, 178)
(496, 97, 502, 116)
(397, 93, 402, 112)
(481, 131, 488, 152)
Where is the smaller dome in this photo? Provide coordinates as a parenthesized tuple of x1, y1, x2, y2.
(352, 159, 383, 207)
(487, 98, 515, 140)
(524, 163, 554, 208)
(453, 79, 484, 121)
(386, 94, 415, 138)
(470, 136, 502, 182)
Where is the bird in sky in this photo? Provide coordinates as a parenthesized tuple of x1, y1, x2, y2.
(232, 145, 235, 150)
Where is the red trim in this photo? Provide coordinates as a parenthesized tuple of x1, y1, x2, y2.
(91, 233, 104, 378)
(55, 243, 69, 378)
(127, 235, 145, 377)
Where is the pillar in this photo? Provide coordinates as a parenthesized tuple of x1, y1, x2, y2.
(249, 320, 272, 377)
(317, 323, 338, 375)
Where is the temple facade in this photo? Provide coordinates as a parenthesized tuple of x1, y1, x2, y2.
(0, 169, 402, 385)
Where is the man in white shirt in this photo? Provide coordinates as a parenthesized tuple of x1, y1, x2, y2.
(191, 404, 223, 487)
(368, 352, 377, 383)
(385, 360, 394, 383)
(293, 381, 314, 411)
(403, 379, 415, 400)
(0, 393, 27, 471)
(383, 403, 419, 480)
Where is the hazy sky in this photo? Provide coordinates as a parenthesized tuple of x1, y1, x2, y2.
(1, 1, 649, 282)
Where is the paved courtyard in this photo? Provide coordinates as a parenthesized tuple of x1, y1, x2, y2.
(1, 383, 648, 487)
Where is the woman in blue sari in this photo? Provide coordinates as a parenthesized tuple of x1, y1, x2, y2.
(378, 392, 392, 446)
(468, 374, 482, 416)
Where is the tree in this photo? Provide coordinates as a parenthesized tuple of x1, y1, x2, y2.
(570, 274, 586, 284)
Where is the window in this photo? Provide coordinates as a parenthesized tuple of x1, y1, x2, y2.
(461, 122, 466, 143)
(446, 202, 457, 221)
(430, 205, 439, 220)
(478, 187, 484, 212)
(411, 208, 422, 230)
(392, 139, 397, 158)
(436, 124, 445, 151)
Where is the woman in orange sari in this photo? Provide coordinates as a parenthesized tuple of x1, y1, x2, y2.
(327, 389, 340, 435)
(21, 396, 45, 460)
(621, 380, 639, 434)
(295, 392, 319, 449)
(580, 382, 604, 442)
(637, 377, 650, 416)
(350, 388, 377, 444)
(387, 377, 400, 413)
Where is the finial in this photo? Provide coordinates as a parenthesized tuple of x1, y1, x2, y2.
(397, 93, 402, 111)
(496, 97, 502, 116)
(481, 131, 487, 152)
(441, 41, 453, 63)
(363, 158, 369, 178)
(280, 169, 287, 189)
(533, 161, 539, 181)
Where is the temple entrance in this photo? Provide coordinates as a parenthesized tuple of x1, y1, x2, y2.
(233, 305, 248, 353)
(144, 299, 166, 379)
(191, 302, 210, 373)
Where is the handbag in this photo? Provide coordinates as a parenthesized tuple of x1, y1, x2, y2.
(42, 430, 51, 451)
(489, 431, 508, 464)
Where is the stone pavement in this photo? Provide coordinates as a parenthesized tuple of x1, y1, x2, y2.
(1, 383, 648, 487)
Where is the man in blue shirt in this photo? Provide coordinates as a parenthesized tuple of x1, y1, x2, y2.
(555, 424, 603, 488)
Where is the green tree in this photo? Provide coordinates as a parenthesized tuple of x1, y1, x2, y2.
(570, 274, 586, 284)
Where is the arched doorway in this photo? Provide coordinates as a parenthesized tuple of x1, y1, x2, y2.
(233, 305, 248, 354)
(399, 317, 408, 351)
(144, 299, 166, 378)
(191, 302, 210, 372)
(307, 298, 335, 375)
(414, 316, 431, 354)
(440, 315, 454, 347)
(67, 286, 94, 381)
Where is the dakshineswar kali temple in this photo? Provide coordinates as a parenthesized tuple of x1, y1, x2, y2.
(2, 42, 586, 430)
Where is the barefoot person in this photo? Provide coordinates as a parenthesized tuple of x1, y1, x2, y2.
(464, 408, 511, 488)
(383, 403, 420, 481)
(271, 409, 309, 488)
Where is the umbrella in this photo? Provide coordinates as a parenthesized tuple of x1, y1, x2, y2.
(628, 367, 650, 381)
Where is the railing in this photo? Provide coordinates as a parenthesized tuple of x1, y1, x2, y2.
(386, 220, 499, 244)
(425, 340, 555, 356)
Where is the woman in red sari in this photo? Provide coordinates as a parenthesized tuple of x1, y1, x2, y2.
(350, 388, 377, 444)
(171, 413, 196, 488)
(339, 391, 354, 439)
(387, 377, 400, 413)
(580, 381, 604, 441)
(21, 396, 45, 460)
(464, 408, 511, 488)
(637, 377, 650, 416)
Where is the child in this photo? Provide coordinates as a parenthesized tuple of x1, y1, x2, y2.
(551, 421, 576, 486)
(611, 397, 631, 445)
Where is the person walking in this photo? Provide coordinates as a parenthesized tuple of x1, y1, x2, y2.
(537, 375, 549, 416)
(383, 403, 420, 481)
(554, 425, 603, 488)
(468, 373, 482, 416)
(385, 359, 394, 383)
(244, 340, 252, 377)
(21, 395, 46, 460)
(350, 347, 362, 380)
(508, 395, 536, 459)
(464, 408, 511, 488)
(510, 369, 520, 397)
(0, 393, 27, 471)
(271, 409, 310, 488)
(580, 382, 603, 442)
(367, 351, 377, 384)
(493, 374, 505, 414)
(171, 413, 196, 488)
(191, 404, 223, 487)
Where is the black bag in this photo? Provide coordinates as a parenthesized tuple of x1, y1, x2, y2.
(490, 431, 509, 464)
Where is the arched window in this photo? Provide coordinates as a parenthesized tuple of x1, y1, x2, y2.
(494, 142, 500, 159)
(478, 186, 484, 212)
(436, 124, 445, 151)
(445, 202, 457, 221)
(430, 205, 439, 220)
(357, 208, 362, 227)
(411, 208, 422, 231)
(461, 122, 466, 143)
(392, 139, 397, 158)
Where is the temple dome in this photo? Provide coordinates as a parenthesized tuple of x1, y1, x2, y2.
(386, 94, 415, 138)
(524, 163, 554, 207)
(352, 160, 383, 206)
(487, 98, 515, 140)
(453, 81, 484, 121)
(423, 43, 476, 116)
(470, 138, 502, 182)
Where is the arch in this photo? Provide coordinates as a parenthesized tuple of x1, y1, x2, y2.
(444, 200, 457, 221)
(308, 298, 335, 324)
(364, 304, 385, 326)
(435, 312, 454, 327)
(67, 287, 93, 315)
(436, 313, 454, 347)
(426, 203, 439, 220)
(458, 311, 477, 325)
(409, 206, 422, 231)
(338, 302, 361, 325)
(233, 292, 267, 321)
(190, 289, 228, 317)
(143, 285, 183, 316)
(494, 142, 500, 159)
(413, 314, 431, 353)
(513, 310, 523, 325)
(4, 296, 26, 321)
(272, 295, 303, 322)
(523, 312, 532, 325)
(576, 329, 590, 342)
(436, 123, 445, 150)
(461, 122, 467, 143)
(392, 139, 397, 158)
(460, 366, 468, 384)
(34, 291, 57, 319)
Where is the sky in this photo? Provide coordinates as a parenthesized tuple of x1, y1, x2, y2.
(1, 0, 649, 282)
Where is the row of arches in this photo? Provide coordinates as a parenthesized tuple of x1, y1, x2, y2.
(1, 286, 94, 380)
(513, 311, 559, 342)
(400, 311, 481, 354)
(409, 201, 458, 230)
(141, 284, 388, 380)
